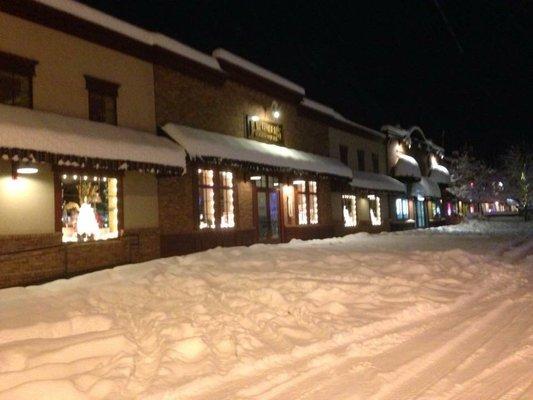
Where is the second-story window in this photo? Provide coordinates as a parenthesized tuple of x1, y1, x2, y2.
(372, 153, 379, 173)
(85, 75, 119, 125)
(357, 150, 365, 171)
(339, 145, 348, 166)
(0, 51, 37, 108)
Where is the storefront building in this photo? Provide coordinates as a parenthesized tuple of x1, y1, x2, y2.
(153, 51, 353, 256)
(327, 115, 406, 234)
(382, 125, 450, 230)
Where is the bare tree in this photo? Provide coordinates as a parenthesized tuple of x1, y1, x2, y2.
(501, 145, 532, 220)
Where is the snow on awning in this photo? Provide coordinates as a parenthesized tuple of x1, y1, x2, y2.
(350, 171, 406, 193)
(0, 104, 186, 173)
(394, 153, 422, 179)
(429, 164, 451, 184)
(162, 123, 353, 179)
(409, 177, 441, 198)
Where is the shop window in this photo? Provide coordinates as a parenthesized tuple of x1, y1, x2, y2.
(294, 180, 319, 225)
(60, 173, 119, 243)
(429, 200, 442, 219)
(0, 51, 37, 108)
(368, 194, 381, 226)
(395, 198, 409, 220)
(372, 153, 379, 173)
(342, 195, 357, 227)
(197, 168, 235, 229)
(339, 145, 348, 166)
(85, 75, 119, 125)
(357, 150, 365, 171)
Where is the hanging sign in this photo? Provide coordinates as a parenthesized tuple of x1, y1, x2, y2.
(246, 116, 283, 144)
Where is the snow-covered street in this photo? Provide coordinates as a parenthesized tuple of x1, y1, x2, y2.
(0, 219, 532, 399)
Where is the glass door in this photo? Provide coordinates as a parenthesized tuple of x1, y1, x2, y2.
(254, 176, 281, 242)
(415, 199, 427, 228)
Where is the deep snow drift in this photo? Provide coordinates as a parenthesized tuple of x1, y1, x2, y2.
(0, 218, 532, 399)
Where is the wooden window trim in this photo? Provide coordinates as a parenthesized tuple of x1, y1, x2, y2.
(0, 50, 38, 76)
(294, 180, 318, 226)
(84, 75, 120, 97)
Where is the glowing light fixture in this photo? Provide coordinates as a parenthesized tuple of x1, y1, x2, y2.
(293, 179, 305, 185)
(250, 175, 262, 181)
(273, 110, 280, 119)
(73, 174, 78, 180)
(16, 167, 38, 175)
(367, 194, 376, 200)
(250, 115, 260, 122)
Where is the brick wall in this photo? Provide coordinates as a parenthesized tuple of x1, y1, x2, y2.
(154, 65, 330, 156)
(158, 173, 195, 235)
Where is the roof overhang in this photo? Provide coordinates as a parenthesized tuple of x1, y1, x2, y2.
(0, 104, 186, 174)
(162, 123, 353, 179)
(350, 171, 406, 193)
(394, 153, 422, 179)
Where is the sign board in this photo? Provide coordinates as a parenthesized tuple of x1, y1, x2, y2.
(246, 116, 283, 145)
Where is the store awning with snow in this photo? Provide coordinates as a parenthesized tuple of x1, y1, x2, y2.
(409, 177, 442, 198)
(0, 104, 186, 174)
(350, 171, 406, 193)
(162, 123, 353, 179)
(394, 153, 422, 180)
(429, 164, 451, 185)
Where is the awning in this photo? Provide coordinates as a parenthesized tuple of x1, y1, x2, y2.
(409, 177, 441, 198)
(162, 123, 353, 179)
(429, 164, 451, 184)
(350, 171, 406, 193)
(394, 153, 421, 179)
(0, 104, 186, 173)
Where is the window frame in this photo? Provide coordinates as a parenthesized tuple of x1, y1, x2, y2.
(0, 50, 37, 109)
(84, 75, 119, 125)
(368, 194, 382, 226)
(294, 180, 319, 226)
(395, 197, 409, 220)
(372, 153, 379, 173)
(339, 144, 348, 166)
(195, 166, 237, 230)
(53, 167, 124, 242)
(342, 194, 357, 227)
(357, 149, 365, 171)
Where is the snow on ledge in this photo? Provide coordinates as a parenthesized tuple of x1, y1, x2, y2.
(394, 153, 421, 179)
(429, 164, 450, 184)
(0, 104, 186, 169)
(212, 49, 305, 95)
(162, 123, 353, 178)
(350, 171, 406, 193)
(302, 98, 384, 139)
(34, 0, 222, 72)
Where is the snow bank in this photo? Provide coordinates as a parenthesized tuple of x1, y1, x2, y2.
(1, 221, 531, 399)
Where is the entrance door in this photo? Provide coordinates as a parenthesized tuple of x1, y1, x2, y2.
(254, 176, 281, 243)
(415, 199, 427, 228)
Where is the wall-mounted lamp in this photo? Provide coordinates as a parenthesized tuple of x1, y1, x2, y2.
(250, 175, 262, 181)
(11, 162, 38, 180)
(271, 101, 281, 119)
(250, 115, 260, 122)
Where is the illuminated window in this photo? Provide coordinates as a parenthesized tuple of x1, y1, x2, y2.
(219, 171, 235, 228)
(60, 174, 119, 243)
(294, 181, 308, 225)
(198, 169, 215, 229)
(342, 195, 357, 227)
(395, 198, 409, 220)
(429, 200, 442, 219)
(198, 168, 235, 229)
(368, 194, 382, 226)
(293, 180, 319, 225)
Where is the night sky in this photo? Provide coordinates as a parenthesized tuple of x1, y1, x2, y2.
(80, 0, 532, 165)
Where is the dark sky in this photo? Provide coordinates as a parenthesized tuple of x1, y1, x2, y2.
(80, 0, 532, 165)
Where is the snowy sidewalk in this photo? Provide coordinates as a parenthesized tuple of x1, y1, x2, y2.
(0, 219, 532, 399)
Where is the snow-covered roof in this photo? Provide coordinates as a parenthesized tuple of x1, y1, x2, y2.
(409, 177, 441, 198)
(302, 98, 384, 139)
(382, 125, 445, 153)
(0, 104, 186, 169)
(394, 153, 422, 179)
(34, 0, 222, 73)
(429, 164, 451, 185)
(162, 123, 353, 178)
(381, 125, 410, 138)
(212, 49, 305, 95)
(350, 171, 406, 193)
